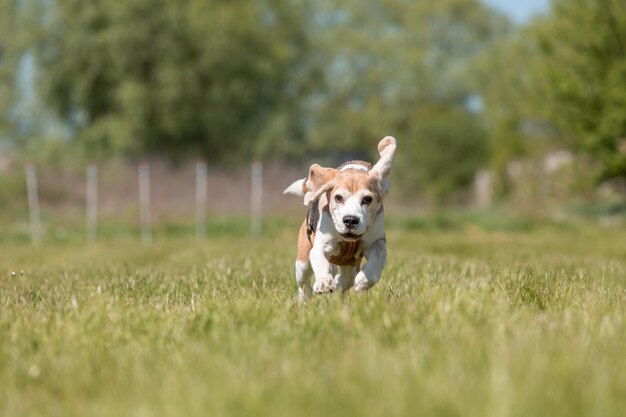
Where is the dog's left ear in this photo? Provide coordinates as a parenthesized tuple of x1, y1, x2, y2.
(303, 164, 338, 206)
(369, 136, 397, 196)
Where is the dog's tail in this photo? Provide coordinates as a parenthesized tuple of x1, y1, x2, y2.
(283, 178, 306, 197)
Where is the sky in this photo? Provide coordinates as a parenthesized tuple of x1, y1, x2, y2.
(481, 0, 550, 23)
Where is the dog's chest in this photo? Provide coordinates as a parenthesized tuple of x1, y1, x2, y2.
(306, 200, 362, 267)
(328, 240, 362, 267)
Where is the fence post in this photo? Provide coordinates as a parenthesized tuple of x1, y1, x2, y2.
(250, 160, 263, 238)
(473, 169, 493, 209)
(196, 161, 208, 239)
(138, 163, 152, 244)
(86, 164, 98, 242)
(25, 163, 42, 245)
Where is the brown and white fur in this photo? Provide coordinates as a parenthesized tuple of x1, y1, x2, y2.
(283, 136, 397, 302)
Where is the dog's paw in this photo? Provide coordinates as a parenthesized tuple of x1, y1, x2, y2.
(353, 273, 372, 293)
(313, 276, 337, 294)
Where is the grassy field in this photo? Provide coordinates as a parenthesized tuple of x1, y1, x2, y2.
(1, 221, 625, 417)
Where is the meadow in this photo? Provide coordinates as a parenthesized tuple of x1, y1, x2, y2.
(1, 219, 625, 417)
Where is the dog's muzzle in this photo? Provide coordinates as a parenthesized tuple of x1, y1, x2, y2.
(340, 232, 362, 241)
(342, 215, 360, 229)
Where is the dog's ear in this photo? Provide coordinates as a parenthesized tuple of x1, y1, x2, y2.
(303, 164, 338, 205)
(283, 178, 306, 197)
(369, 136, 397, 196)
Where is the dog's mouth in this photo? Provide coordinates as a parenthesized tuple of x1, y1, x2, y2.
(340, 232, 362, 241)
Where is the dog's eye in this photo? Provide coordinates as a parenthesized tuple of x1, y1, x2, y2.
(334, 195, 344, 204)
(362, 196, 373, 205)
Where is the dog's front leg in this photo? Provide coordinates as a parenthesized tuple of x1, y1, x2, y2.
(310, 242, 337, 294)
(354, 239, 387, 292)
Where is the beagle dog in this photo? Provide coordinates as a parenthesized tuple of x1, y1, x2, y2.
(283, 136, 397, 301)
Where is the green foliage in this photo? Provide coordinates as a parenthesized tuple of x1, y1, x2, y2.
(0, 2, 22, 140)
(478, 35, 541, 170)
(33, 0, 504, 180)
(39, 0, 305, 160)
(294, 0, 506, 200)
(1, 227, 626, 416)
(532, 0, 626, 180)
(0, 1, 52, 143)
(1, 0, 509, 203)
(303, 0, 508, 154)
(395, 109, 488, 201)
(483, 0, 626, 182)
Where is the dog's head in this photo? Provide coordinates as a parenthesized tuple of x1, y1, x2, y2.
(285, 136, 397, 240)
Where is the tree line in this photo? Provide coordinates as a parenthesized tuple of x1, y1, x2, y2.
(1, 0, 625, 200)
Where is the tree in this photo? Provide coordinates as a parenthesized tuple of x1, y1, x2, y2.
(38, 0, 306, 160)
(486, 0, 626, 182)
(477, 28, 556, 188)
(533, 0, 626, 181)
(28, 0, 512, 204)
(0, 1, 30, 143)
(298, 0, 507, 199)
(398, 109, 488, 200)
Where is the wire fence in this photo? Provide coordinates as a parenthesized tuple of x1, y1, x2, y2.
(17, 160, 280, 245)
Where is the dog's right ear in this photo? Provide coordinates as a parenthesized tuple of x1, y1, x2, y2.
(303, 164, 338, 206)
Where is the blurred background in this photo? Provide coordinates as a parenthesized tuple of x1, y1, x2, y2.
(0, 0, 625, 242)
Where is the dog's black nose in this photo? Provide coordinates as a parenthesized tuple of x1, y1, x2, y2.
(342, 216, 360, 229)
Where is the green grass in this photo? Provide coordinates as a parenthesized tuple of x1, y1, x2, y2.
(1, 224, 625, 417)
